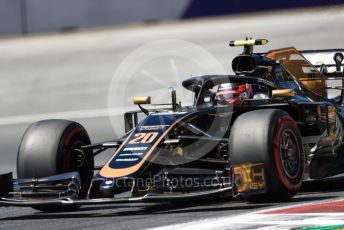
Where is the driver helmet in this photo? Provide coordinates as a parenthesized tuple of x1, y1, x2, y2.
(216, 83, 253, 105)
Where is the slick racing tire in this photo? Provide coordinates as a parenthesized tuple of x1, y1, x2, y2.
(230, 109, 304, 202)
(17, 120, 94, 212)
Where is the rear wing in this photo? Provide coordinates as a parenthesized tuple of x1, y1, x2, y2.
(301, 49, 344, 79)
(258, 48, 344, 101)
(256, 48, 344, 77)
(301, 49, 344, 103)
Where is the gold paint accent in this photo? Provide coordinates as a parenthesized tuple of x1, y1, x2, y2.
(133, 96, 151, 105)
(328, 105, 337, 140)
(175, 146, 183, 156)
(232, 163, 265, 194)
(99, 113, 196, 178)
(128, 132, 159, 144)
(171, 90, 177, 110)
(99, 133, 134, 177)
(266, 47, 327, 97)
(272, 89, 296, 98)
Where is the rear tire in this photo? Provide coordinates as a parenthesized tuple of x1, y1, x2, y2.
(17, 119, 94, 212)
(230, 109, 304, 202)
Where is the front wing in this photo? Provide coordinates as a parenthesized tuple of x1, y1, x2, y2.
(0, 171, 232, 208)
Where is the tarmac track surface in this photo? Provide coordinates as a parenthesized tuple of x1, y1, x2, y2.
(0, 6, 344, 230)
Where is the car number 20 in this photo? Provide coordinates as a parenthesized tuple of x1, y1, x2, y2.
(129, 132, 159, 144)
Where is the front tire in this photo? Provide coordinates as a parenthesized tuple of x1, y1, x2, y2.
(230, 109, 304, 202)
(17, 119, 94, 211)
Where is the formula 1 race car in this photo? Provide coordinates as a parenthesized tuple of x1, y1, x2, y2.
(1, 39, 344, 212)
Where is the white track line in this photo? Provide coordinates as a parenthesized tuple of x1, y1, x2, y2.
(0, 107, 135, 126)
(148, 198, 344, 230)
(148, 213, 344, 230)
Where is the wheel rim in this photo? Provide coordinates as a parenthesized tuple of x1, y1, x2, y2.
(279, 128, 301, 179)
(69, 140, 86, 170)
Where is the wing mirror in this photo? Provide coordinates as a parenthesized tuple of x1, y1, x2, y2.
(333, 53, 344, 106)
(133, 96, 151, 115)
(133, 96, 151, 105)
(334, 53, 344, 72)
(272, 89, 296, 99)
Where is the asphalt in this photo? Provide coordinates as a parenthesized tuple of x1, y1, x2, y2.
(0, 6, 344, 230)
(1, 179, 344, 230)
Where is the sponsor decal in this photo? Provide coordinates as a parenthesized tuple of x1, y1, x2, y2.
(138, 125, 169, 131)
(115, 158, 139, 162)
(232, 162, 265, 195)
(119, 153, 144, 156)
(123, 147, 148, 151)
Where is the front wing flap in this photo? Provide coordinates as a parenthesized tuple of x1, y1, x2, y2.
(0, 187, 232, 208)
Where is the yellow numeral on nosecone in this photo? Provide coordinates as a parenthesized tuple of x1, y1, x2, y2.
(129, 132, 159, 144)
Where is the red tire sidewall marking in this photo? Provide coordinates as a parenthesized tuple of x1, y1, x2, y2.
(273, 115, 303, 192)
(62, 128, 86, 172)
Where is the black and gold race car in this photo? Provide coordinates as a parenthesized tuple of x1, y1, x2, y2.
(1, 39, 344, 211)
